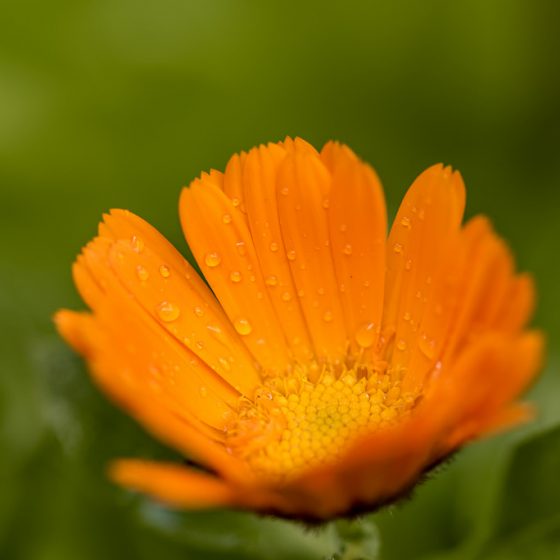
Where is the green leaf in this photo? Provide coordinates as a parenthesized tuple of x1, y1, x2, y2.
(478, 425, 560, 559)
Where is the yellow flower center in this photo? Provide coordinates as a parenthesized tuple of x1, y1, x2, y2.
(224, 361, 419, 481)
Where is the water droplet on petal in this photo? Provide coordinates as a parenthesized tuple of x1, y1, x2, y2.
(159, 264, 170, 278)
(234, 318, 252, 336)
(236, 241, 246, 257)
(222, 213, 232, 224)
(282, 291, 292, 302)
(403, 311, 412, 322)
(131, 235, 144, 253)
(340, 224, 348, 232)
(265, 275, 278, 286)
(418, 333, 436, 359)
(287, 250, 296, 261)
(297, 289, 305, 297)
(393, 243, 403, 254)
(280, 187, 289, 196)
(396, 339, 407, 351)
(136, 265, 149, 281)
(230, 271, 242, 283)
(343, 244, 352, 255)
(205, 252, 221, 267)
(193, 306, 204, 317)
(323, 310, 333, 322)
(232, 197, 241, 208)
(400, 217, 411, 229)
(322, 198, 330, 209)
(317, 287, 325, 296)
(199, 386, 208, 397)
(157, 301, 180, 322)
(218, 357, 231, 371)
(405, 259, 413, 271)
(355, 322, 376, 348)
(269, 242, 279, 252)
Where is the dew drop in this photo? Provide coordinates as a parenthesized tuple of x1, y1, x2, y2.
(405, 259, 413, 271)
(193, 306, 204, 317)
(322, 198, 330, 209)
(280, 187, 289, 196)
(343, 244, 353, 255)
(317, 287, 325, 296)
(265, 275, 278, 287)
(234, 318, 252, 336)
(418, 333, 436, 359)
(131, 235, 144, 253)
(136, 265, 149, 281)
(222, 213, 232, 224)
(157, 301, 180, 322)
(287, 250, 296, 261)
(236, 241, 246, 257)
(393, 243, 403, 254)
(400, 217, 412, 229)
(207, 324, 222, 334)
(218, 357, 231, 371)
(159, 264, 171, 278)
(205, 252, 221, 267)
(232, 197, 241, 208)
(403, 311, 412, 322)
(199, 386, 208, 397)
(269, 241, 279, 252)
(297, 289, 305, 297)
(230, 271, 242, 283)
(340, 224, 348, 233)
(355, 322, 376, 349)
(323, 310, 333, 322)
(396, 339, 407, 351)
(281, 291, 292, 302)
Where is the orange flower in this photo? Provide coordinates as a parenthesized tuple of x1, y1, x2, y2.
(55, 138, 543, 521)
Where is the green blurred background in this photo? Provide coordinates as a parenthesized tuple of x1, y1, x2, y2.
(1, 1, 559, 559)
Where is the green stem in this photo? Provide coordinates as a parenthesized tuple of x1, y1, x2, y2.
(326, 518, 381, 560)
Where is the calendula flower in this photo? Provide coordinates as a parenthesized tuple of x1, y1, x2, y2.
(55, 138, 543, 521)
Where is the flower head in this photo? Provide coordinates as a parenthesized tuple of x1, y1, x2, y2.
(56, 138, 543, 521)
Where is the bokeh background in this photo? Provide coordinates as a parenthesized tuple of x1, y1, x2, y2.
(1, 1, 559, 559)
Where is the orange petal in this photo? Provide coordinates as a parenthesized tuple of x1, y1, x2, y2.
(110, 460, 236, 508)
(56, 309, 254, 482)
(180, 179, 292, 374)
(98, 210, 259, 394)
(440, 217, 531, 363)
(276, 149, 347, 364)
(68, 234, 244, 426)
(438, 330, 544, 451)
(240, 144, 315, 362)
(384, 164, 466, 391)
(323, 142, 387, 357)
